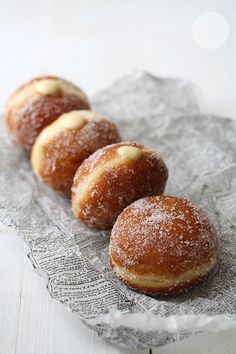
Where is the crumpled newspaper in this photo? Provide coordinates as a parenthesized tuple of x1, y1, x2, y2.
(0, 72, 236, 350)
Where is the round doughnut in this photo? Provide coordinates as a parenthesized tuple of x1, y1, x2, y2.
(4, 76, 90, 150)
(109, 196, 219, 295)
(72, 142, 168, 229)
(31, 110, 121, 194)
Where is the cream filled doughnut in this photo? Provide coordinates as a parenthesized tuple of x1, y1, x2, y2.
(4, 76, 90, 150)
(72, 142, 168, 229)
(31, 110, 121, 194)
(109, 196, 219, 295)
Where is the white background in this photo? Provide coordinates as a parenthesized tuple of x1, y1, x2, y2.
(0, 0, 235, 353)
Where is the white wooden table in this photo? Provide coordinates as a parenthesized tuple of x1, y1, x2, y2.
(0, 1, 235, 353)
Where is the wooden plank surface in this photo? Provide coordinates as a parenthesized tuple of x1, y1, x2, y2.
(0, 227, 140, 354)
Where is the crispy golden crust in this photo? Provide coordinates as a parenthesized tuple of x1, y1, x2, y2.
(4, 76, 90, 150)
(109, 196, 219, 295)
(72, 142, 168, 229)
(31, 111, 121, 194)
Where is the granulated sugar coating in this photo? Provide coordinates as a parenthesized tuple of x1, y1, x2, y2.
(31, 110, 121, 194)
(4, 76, 90, 150)
(72, 142, 168, 229)
(1, 72, 235, 349)
(109, 196, 219, 295)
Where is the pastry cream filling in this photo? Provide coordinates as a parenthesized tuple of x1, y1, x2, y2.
(34, 78, 87, 100)
(73, 146, 145, 216)
(31, 111, 91, 175)
(117, 146, 142, 160)
(6, 78, 88, 112)
(59, 111, 88, 129)
(34, 79, 61, 95)
(111, 256, 216, 288)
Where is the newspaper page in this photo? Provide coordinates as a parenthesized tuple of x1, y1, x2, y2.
(0, 72, 236, 349)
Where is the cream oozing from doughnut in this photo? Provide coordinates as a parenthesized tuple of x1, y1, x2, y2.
(31, 110, 90, 175)
(6, 78, 88, 112)
(34, 79, 61, 95)
(59, 112, 87, 129)
(116, 146, 142, 160)
(72, 145, 145, 216)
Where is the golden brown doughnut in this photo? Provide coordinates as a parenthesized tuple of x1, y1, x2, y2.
(4, 76, 90, 150)
(31, 110, 121, 194)
(109, 196, 219, 295)
(72, 142, 168, 229)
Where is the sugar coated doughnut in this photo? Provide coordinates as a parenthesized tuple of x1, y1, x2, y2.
(31, 110, 121, 194)
(109, 196, 219, 295)
(72, 142, 168, 229)
(4, 76, 90, 150)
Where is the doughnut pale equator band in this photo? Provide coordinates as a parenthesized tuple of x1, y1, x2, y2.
(72, 146, 151, 216)
(110, 255, 217, 289)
